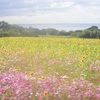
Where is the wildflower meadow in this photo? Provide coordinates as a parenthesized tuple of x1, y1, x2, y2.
(0, 37, 100, 100)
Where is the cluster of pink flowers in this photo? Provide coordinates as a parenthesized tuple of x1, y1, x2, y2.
(67, 78, 100, 100)
(36, 76, 100, 100)
(89, 60, 100, 71)
(0, 69, 33, 100)
(0, 69, 100, 100)
(36, 76, 67, 99)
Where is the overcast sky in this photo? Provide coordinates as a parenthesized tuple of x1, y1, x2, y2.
(0, 0, 100, 24)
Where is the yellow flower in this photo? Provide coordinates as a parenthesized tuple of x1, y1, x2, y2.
(43, 91, 48, 96)
(41, 76, 46, 79)
(29, 72, 34, 76)
(16, 66, 21, 71)
(81, 56, 86, 62)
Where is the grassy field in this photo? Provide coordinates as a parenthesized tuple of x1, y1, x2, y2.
(0, 37, 100, 100)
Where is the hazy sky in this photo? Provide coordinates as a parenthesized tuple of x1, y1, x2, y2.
(0, 0, 100, 24)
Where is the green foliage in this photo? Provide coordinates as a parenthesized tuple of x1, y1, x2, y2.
(0, 21, 100, 38)
(70, 26, 100, 39)
(0, 21, 10, 31)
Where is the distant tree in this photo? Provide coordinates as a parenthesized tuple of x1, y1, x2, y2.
(0, 21, 10, 31)
(46, 28, 59, 35)
(0, 21, 11, 37)
(41, 29, 46, 35)
(87, 26, 98, 30)
(59, 30, 67, 35)
(78, 26, 100, 38)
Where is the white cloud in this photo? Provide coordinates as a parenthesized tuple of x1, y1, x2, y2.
(0, 0, 100, 23)
(24, 0, 36, 4)
(51, 1, 74, 8)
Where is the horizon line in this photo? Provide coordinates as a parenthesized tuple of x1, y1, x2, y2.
(16, 23, 100, 25)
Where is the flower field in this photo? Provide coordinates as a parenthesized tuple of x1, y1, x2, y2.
(0, 37, 100, 100)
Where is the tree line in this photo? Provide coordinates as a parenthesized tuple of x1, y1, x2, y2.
(0, 21, 100, 38)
